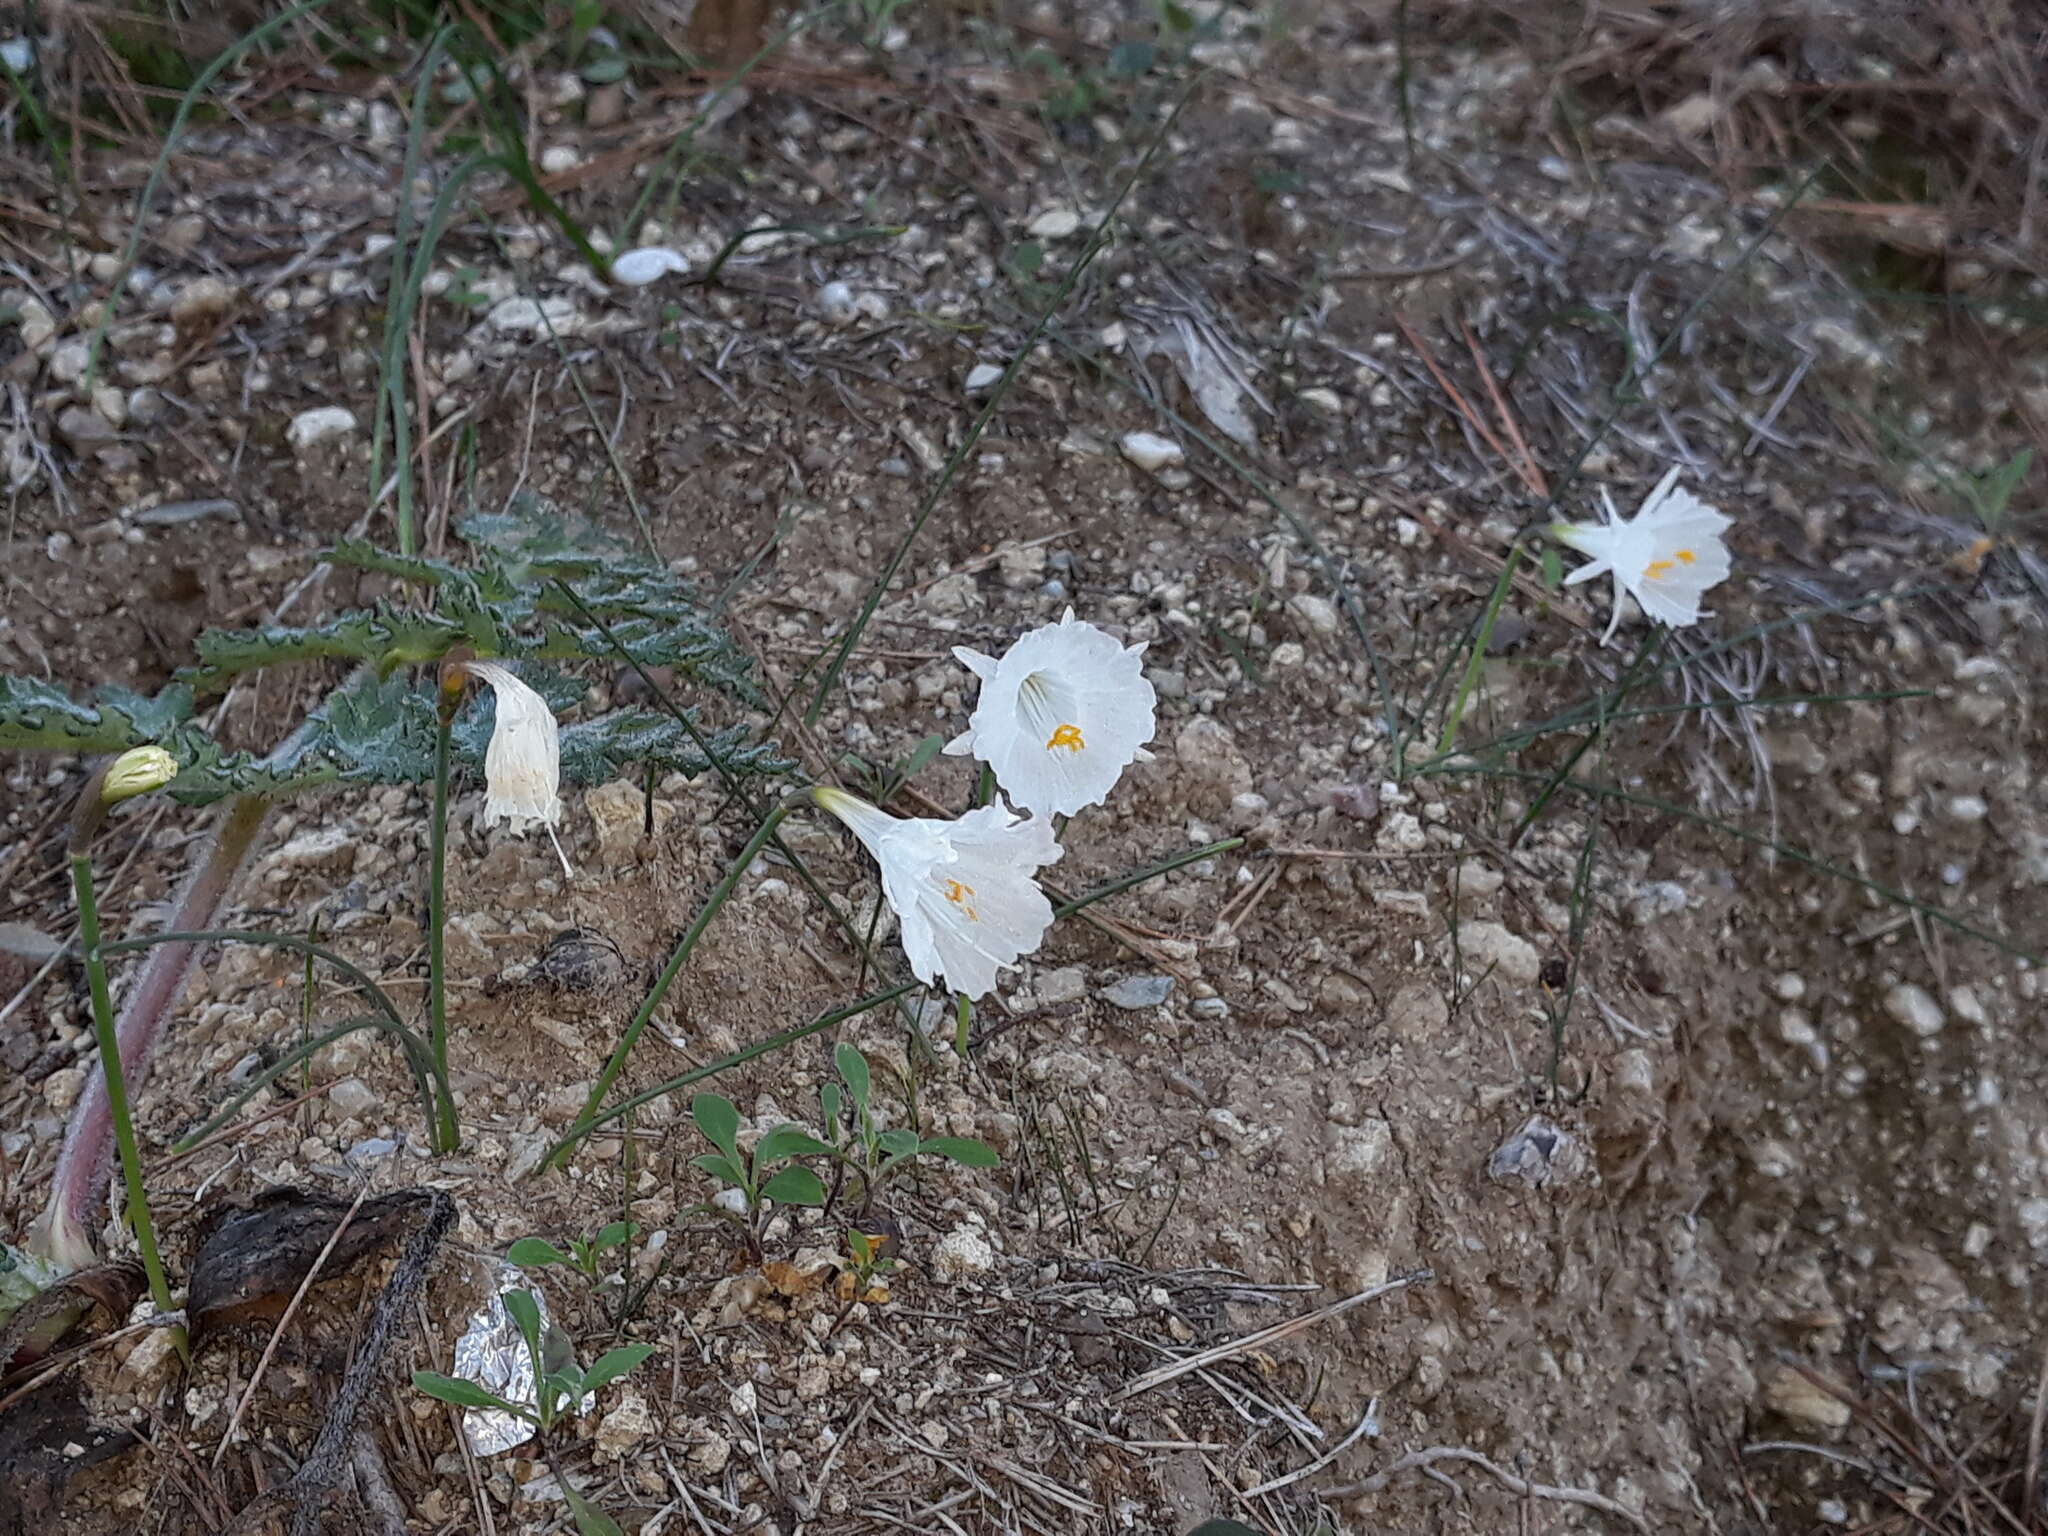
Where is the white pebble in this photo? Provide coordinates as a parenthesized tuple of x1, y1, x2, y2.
(287, 405, 358, 451)
(610, 246, 689, 286)
(1883, 982, 1945, 1038)
(1119, 431, 1184, 472)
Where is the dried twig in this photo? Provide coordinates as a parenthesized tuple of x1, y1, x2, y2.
(1324, 1444, 1650, 1530)
(1115, 1271, 1429, 1400)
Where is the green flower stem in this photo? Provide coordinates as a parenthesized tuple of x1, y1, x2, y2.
(954, 993, 971, 1060)
(546, 803, 796, 1173)
(68, 850, 180, 1346)
(426, 707, 459, 1153)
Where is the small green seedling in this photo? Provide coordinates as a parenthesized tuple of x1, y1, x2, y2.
(843, 1226, 896, 1293)
(507, 1222, 637, 1282)
(688, 1093, 831, 1255)
(821, 1043, 998, 1209)
(412, 1289, 653, 1536)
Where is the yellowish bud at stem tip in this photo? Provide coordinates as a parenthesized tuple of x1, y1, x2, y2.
(102, 746, 178, 804)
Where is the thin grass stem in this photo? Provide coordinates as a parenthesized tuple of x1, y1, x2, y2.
(69, 853, 180, 1350)
(427, 706, 458, 1152)
(539, 981, 920, 1168)
(548, 803, 797, 1171)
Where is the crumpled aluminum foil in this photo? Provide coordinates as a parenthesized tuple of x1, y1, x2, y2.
(453, 1261, 590, 1455)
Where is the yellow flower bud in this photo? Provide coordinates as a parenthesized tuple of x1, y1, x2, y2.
(101, 746, 178, 804)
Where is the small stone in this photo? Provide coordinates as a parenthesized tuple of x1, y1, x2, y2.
(1034, 966, 1086, 1006)
(1287, 592, 1339, 635)
(1487, 1115, 1579, 1187)
(1626, 880, 1689, 926)
(1453, 921, 1540, 986)
(1100, 974, 1173, 1010)
(288, 406, 358, 452)
(931, 1226, 995, 1281)
(16, 297, 55, 350)
(484, 295, 582, 336)
(1326, 1120, 1392, 1188)
(1947, 985, 1988, 1027)
(122, 1327, 182, 1382)
(539, 145, 581, 174)
(1944, 793, 1988, 822)
(963, 362, 1003, 393)
(1883, 982, 1945, 1038)
(42, 1067, 83, 1111)
(54, 407, 118, 452)
(1026, 207, 1081, 239)
(687, 1431, 732, 1475)
(1772, 973, 1806, 1001)
(609, 246, 688, 286)
(1761, 1365, 1851, 1430)
(595, 1393, 655, 1458)
(1299, 386, 1345, 415)
(1119, 430, 1184, 472)
(46, 339, 91, 384)
(1661, 92, 1720, 138)
(328, 1078, 377, 1118)
(584, 779, 672, 864)
(169, 275, 238, 329)
(814, 281, 858, 325)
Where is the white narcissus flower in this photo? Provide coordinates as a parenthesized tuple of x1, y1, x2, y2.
(466, 660, 571, 876)
(1553, 469, 1733, 644)
(811, 787, 1060, 1000)
(944, 609, 1156, 818)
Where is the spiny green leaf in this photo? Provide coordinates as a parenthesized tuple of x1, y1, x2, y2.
(0, 676, 197, 753)
(185, 604, 464, 690)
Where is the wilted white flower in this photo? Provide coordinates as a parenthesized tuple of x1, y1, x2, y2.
(609, 246, 689, 286)
(811, 787, 1060, 1000)
(466, 661, 570, 875)
(944, 609, 1156, 818)
(1553, 468, 1733, 644)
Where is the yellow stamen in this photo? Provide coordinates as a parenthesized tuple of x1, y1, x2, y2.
(1675, 548, 1696, 564)
(1644, 559, 1676, 580)
(1046, 723, 1085, 752)
(943, 878, 979, 921)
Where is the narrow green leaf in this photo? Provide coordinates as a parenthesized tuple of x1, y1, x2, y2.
(834, 1043, 870, 1112)
(562, 1479, 625, 1536)
(503, 1290, 543, 1357)
(759, 1166, 826, 1207)
(411, 1371, 523, 1414)
(919, 1136, 1000, 1168)
(578, 1343, 655, 1397)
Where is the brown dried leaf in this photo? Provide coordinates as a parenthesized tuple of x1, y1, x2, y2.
(189, 1188, 431, 1338)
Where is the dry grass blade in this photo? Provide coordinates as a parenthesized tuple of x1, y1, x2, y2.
(1115, 1271, 1429, 1400)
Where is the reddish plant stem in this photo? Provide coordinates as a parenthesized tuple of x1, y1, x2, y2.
(32, 794, 270, 1267)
